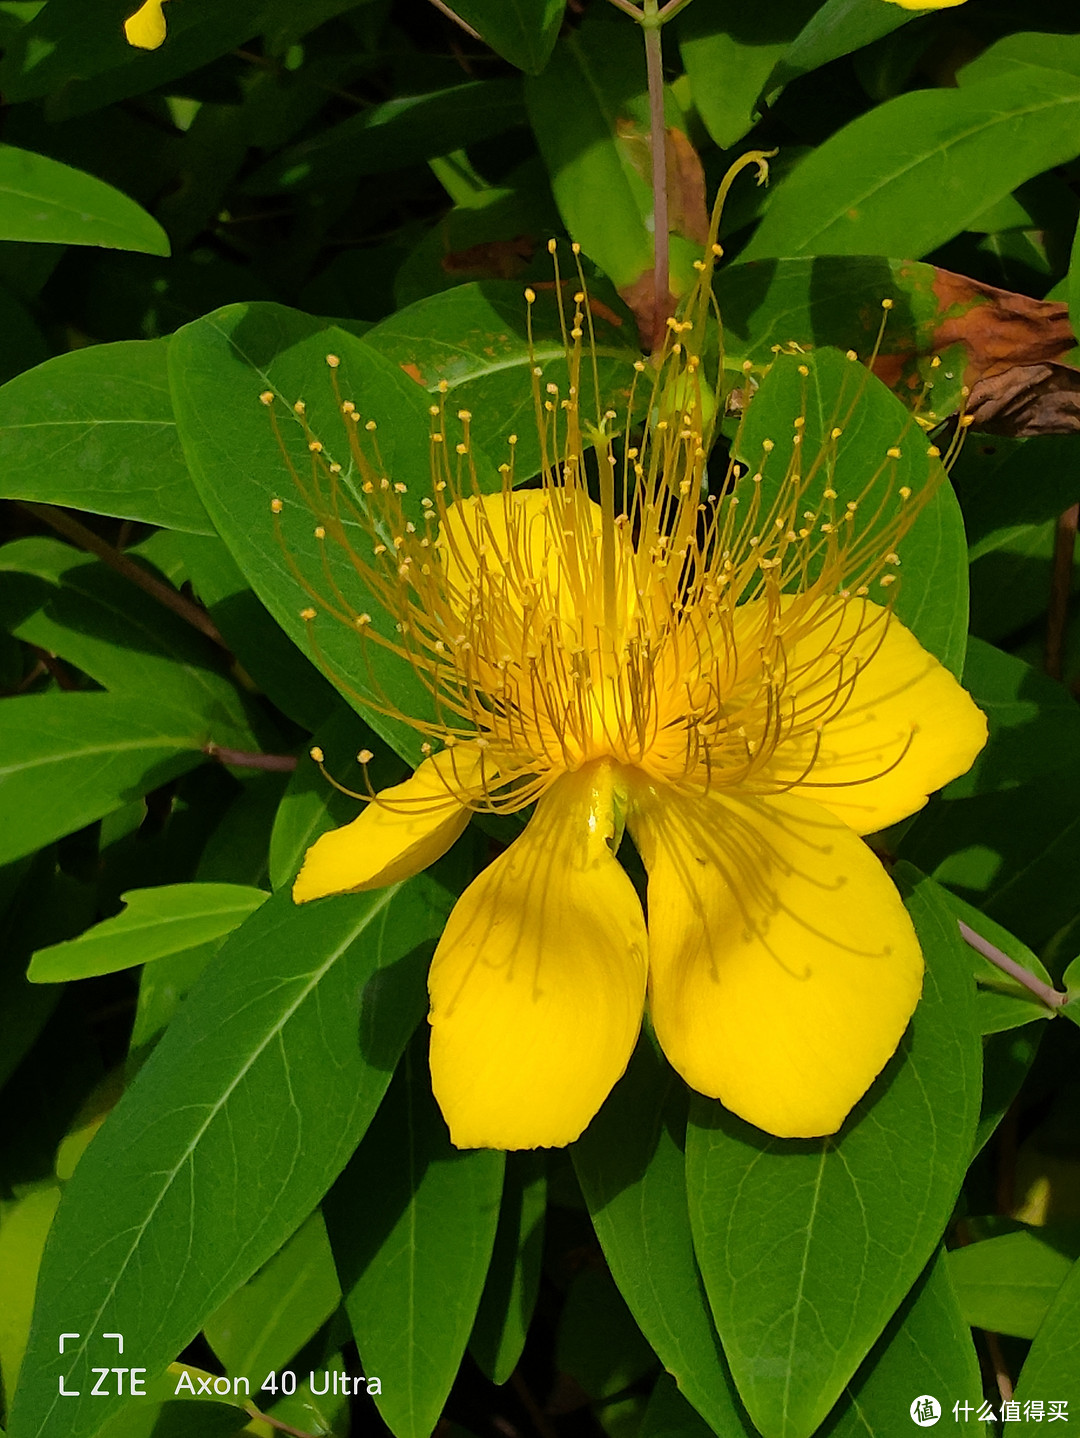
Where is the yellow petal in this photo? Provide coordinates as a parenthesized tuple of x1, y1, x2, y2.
(429, 761, 647, 1150)
(124, 0, 168, 49)
(439, 488, 601, 619)
(762, 597, 986, 834)
(629, 786, 923, 1138)
(882, 0, 966, 8)
(292, 747, 481, 902)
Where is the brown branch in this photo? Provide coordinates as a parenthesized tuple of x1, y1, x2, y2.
(18, 501, 227, 650)
(29, 645, 79, 691)
(243, 1402, 321, 1438)
(1046, 502, 1078, 680)
(427, 0, 482, 40)
(958, 920, 1067, 1011)
(206, 744, 298, 772)
(642, 2, 671, 355)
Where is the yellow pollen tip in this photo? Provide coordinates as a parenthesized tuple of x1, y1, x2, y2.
(308, 441, 323, 453)
(846, 349, 858, 361)
(259, 390, 274, 406)
(357, 749, 374, 764)
(270, 497, 283, 513)
(309, 746, 324, 763)
(524, 287, 536, 303)
(325, 354, 340, 368)
(927, 445, 941, 458)
(881, 298, 894, 310)
(314, 525, 326, 539)
(300, 607, 317, 621)
(356, 613, 371, 627)
(547, 239, 557, 254)
(887, 447, 902, 459)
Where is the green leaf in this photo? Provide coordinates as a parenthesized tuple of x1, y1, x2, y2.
(958, 30, 1080, 88)
(743, 69, 1080, 262)
(0, 1184, 62, 1412)
(556, 1267, 657, 1399)
(901, 639, 1080, 948)
(449, 0, 566, 74)
(27, 883, 268, 983)
(0, 144, 168, 255)
(770, 0, 923, 88)
(0, 339, 212, 532)
(169, 301, 442, 762)
(734, 347, 969, 676)
(686, 868, 982, 1438)
(0, 692, 209, 866)
(948, 1227, 1080, 1340)
(362, 280, 642, 487)
(268, 705, 390, 892)
(0, 0, 263, 119)
(8, 880, 449, 1438)
(716, 257, 969, 424)
(244, 78, 526, 194)
(128, 943, 219, 1060)
(573, 1038, 747, 1434)
(930, 885, 1055, 1036)
(639, 1374, 754, 1438)
(0, 280, 47, 386)
(1013, 1253, 1080, 1410)
(525, 12, 654, 292)
(0, 543, 257, 750)
(469, 1151, 546, 1385)
(325, 1039, 504, 1438)
(823, 1249, 986, 1436)
(677, 0, 818, 150)
(176, 532, 338, 735)
(203, 1210, 341, 1382)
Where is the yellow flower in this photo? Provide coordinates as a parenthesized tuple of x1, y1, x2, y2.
(124, 0, 169, 50)
(282, 285, 986, 1153)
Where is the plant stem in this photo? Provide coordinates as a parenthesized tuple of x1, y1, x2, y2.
(642, 0, 670, 353)
(206, 744, 298, 772)
(957, 920, 1067, 1011)
(18, 501, 227, 649)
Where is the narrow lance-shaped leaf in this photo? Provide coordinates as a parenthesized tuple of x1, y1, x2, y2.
(0, 144, 169, 255)
(0, 339, 212, 533)
(743, 68, 1080, 262)
(686, 868, 982, 1438)
(8, 880, 450, 1438)
(573, 1036, 750, 1434)
(27, 884, 268, 984)
(169, 301, 465, 762)
(325, 1037, 504, 1438)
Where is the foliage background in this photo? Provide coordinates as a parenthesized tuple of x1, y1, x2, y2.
(1, 1, 1080, 1436)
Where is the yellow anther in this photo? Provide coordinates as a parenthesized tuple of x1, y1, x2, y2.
(300, 606, 317, 621)
(270, 497, 283, 513)
(310, 746, 324, 762)
(325, 354, 340, 368)
(259, 390, 274, 406)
